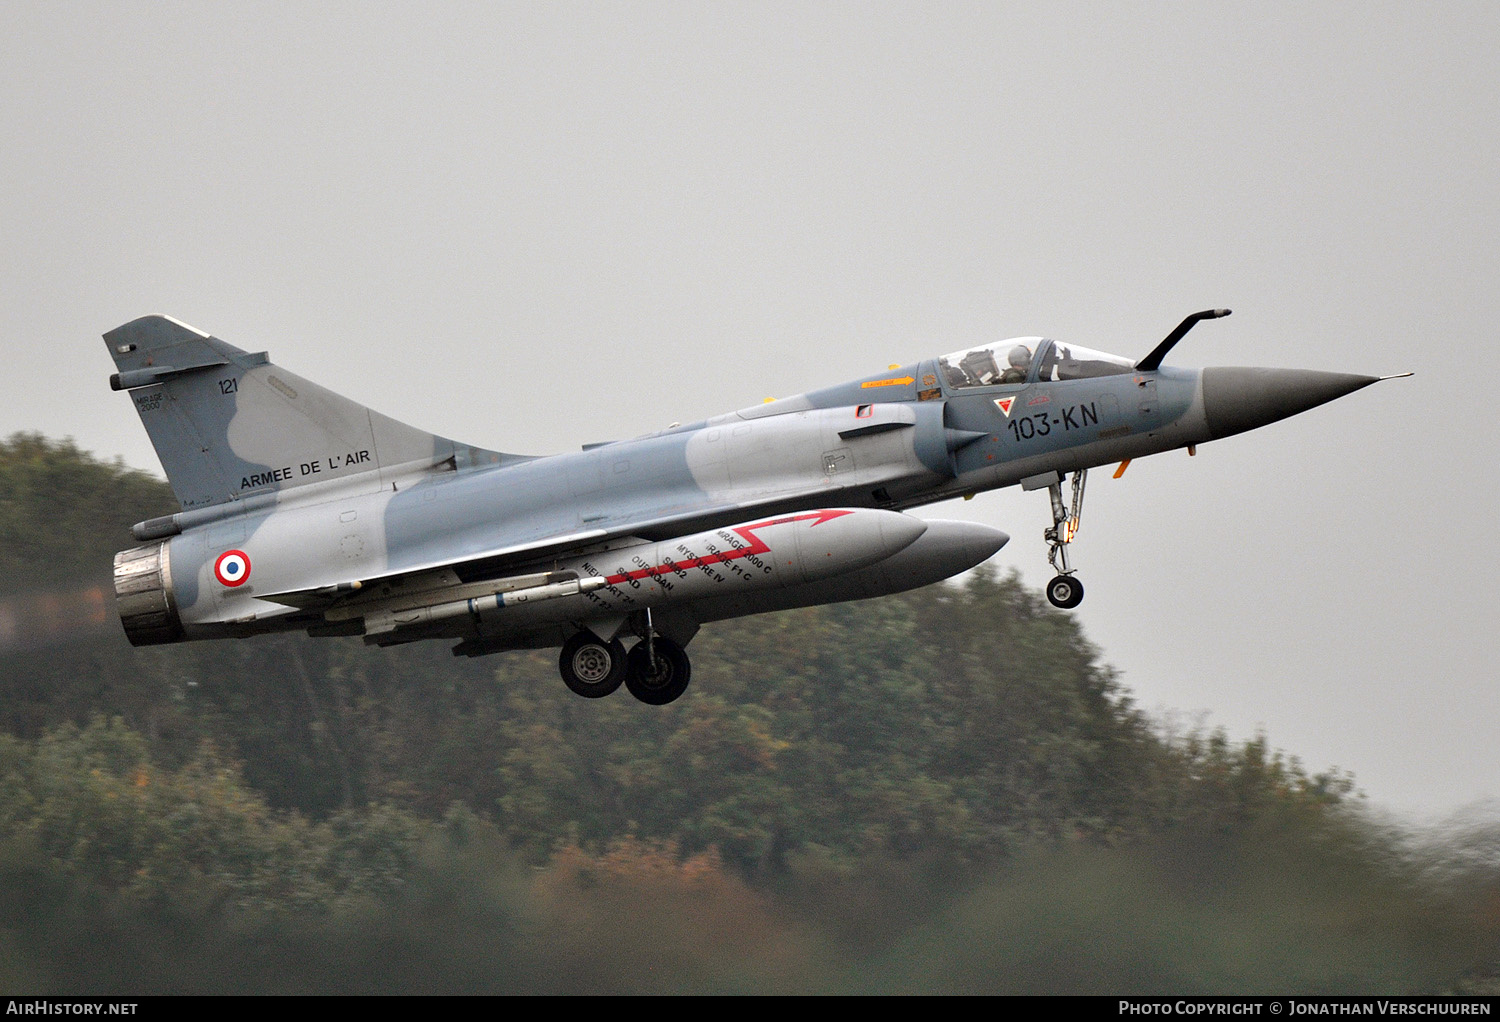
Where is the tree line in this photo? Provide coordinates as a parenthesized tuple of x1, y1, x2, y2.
(0, 433, 1494, 993)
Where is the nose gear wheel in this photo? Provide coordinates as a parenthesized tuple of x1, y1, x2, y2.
(1044, 469, 1087, 609)
(1046, 573, 1084, 609)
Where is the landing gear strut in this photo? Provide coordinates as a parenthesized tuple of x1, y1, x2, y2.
(625, 607, 691, 704)
(1044, 469, 1087, 609)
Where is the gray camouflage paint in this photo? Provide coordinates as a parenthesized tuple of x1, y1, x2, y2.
(104, 315, 1379, 655)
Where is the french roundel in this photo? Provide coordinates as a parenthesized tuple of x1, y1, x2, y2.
(214, 549, 252, 587)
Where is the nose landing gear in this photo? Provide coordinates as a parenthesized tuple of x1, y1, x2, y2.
(1044, 469, 1087, 609)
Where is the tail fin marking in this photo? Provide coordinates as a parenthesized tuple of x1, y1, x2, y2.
(104, 315, 501, 511)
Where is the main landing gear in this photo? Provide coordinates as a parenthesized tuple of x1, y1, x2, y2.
(558, 612, 692, 705)
(559, 631, 627, 698)
(624, 634, 691, 705)
(1044, 469, 1087, 610)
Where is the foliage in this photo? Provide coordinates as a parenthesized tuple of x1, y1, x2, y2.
(0, 716, 423, 913)
(0, 435, 1495, 992)
(0, 433, 172, 593)
(1, 798, 1492, 994)
(856, 828, 1490, 995)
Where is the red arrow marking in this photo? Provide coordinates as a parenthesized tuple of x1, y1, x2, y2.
(605, 509, 853, 585)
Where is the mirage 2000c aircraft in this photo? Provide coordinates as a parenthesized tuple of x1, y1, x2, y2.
(105, 310, 1405, 705)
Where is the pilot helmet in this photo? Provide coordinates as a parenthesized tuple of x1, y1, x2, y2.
(1007, 344, 1032, 369)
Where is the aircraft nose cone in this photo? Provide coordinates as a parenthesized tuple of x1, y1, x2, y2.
(1202, 367, 1379, 441)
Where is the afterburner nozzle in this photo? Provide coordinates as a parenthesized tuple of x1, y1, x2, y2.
(1201, 368, 1380, 441)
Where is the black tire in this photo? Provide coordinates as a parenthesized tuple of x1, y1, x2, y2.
(559, 632, 626, 698)
(1046, 574, 1084, 609)
(624, 637, 691, 705)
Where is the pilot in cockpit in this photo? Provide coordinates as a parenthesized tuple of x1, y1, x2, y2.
(1000, 344, 1032, 384)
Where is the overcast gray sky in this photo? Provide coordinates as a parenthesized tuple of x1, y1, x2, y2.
(3, 2, 1496, 819)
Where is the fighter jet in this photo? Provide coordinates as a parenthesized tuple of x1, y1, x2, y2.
(105, 310, 1404, 705)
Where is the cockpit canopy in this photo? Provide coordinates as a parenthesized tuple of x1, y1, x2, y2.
(938, 337, 1135, 389)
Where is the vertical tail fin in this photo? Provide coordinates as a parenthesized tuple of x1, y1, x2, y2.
(104, 316, 509, 510)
